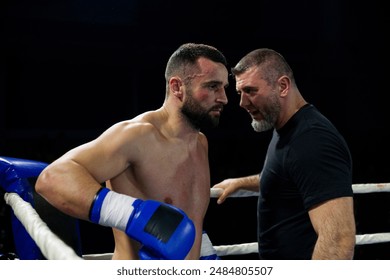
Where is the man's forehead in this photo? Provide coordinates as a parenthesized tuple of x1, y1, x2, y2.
(187, 57, 227, 80)
(235, 67, 261, 86)
(236, 65, 260, 78)
(197, 57, 222, 73)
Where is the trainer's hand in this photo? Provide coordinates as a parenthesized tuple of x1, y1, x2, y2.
(211, 179, 241, 204)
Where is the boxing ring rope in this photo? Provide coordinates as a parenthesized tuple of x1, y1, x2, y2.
(3, 182, 390, 259)
(210, 182, 390, 256)
(3, 192, 83, 260)
(210, 183, 390, 197)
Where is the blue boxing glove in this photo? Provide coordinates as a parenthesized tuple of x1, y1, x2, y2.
(200, 231, 220, 260)
(89, 187, 195, 260)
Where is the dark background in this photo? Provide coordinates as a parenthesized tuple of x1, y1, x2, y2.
(1, 0, 389, 259)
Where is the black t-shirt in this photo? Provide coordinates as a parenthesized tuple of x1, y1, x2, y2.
(258, 104, 353, 259)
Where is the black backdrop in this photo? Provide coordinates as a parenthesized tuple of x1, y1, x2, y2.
(1, 0, 389, 259)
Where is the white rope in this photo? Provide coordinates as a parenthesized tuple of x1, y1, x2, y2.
(352, 183, 390, 194)
(5, 182, 390, 259)
(214, 242, 258, 256)
(210, 183, 390, 256)
(83, 253, 113, 260)
(4, 192, 83, 260)
(210, 188, 259, 198)
(82, 231, 390, 259)
(210, 183, 390, 198)
(213, 232, 390, 256)
(355, 232, 390, 245)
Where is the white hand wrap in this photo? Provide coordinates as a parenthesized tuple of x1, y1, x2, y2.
(89, 187, 137, 231)
(98, 191, 137, 231)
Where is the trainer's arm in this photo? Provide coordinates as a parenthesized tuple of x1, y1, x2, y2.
(211, 174, 260, 204)
(309, 196, 356, 259)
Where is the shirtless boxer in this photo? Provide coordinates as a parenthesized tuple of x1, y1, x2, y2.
(35, 43, 229, 259)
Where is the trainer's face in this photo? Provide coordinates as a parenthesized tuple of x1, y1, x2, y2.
(181, 59, 229, 130)
(235, 67, 280, 132)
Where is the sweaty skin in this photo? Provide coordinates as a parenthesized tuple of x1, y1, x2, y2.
(106, 110, 211, 259)
(36, 56, 229, 260)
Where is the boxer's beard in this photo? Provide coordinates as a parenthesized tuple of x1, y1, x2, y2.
(181, 91, 220, 130)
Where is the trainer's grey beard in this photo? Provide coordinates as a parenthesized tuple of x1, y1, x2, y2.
(252, 119, 273, 132)
(251, 90, 280, 132)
